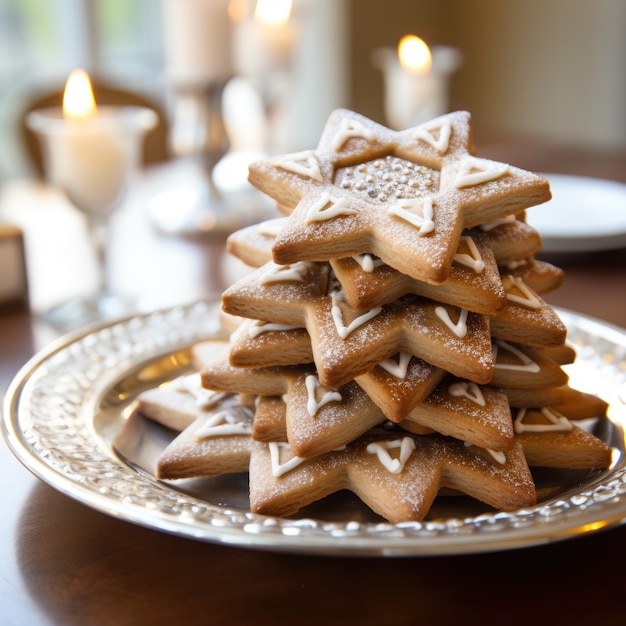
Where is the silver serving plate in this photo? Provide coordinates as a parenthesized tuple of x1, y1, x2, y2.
(3, 300, 626, 556)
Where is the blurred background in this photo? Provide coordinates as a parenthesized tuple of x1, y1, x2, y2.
(0, 0, 625, 333)
(0, 0, 625, 181)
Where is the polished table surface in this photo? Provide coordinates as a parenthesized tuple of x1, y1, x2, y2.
(2, 143, 626, 626)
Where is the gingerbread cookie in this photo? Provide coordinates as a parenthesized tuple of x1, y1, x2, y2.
(229, 221, 509, 314)
(489, 274, 567, 347)
(128, 107, 613, 525)
(500, 257, 564, 295)
(222, 262, 494, 387)
(137, 372, 230, 432)
(248, 110, 551, 285)
(330, 229, 507, 313)
(157, 392, 254, 479)
(226, 320, 444, 420)
(399, 377, 514, 452)
(249, 429, 536, 522)
(512, 407, 612, 469)
(490, 340, 568, 389)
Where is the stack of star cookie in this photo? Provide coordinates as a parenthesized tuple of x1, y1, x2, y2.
(139, 110, 611, 523)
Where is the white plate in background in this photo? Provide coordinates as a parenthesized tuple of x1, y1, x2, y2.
(527, 174, 626, 253)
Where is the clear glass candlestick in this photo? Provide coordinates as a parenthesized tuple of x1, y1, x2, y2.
(27, 105, 157, 331)
(149, 79, 279, 236)
(149, 81, 232, 235)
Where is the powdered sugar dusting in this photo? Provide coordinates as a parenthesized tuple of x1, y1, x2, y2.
(187, 109, 604, 523)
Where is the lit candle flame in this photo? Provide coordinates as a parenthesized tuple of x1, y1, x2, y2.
(62, 69, 96, 119)
(398, 35, 432, 74)
(254, 0, 292, 25)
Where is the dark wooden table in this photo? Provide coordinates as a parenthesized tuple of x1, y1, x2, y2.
(1, 143, 626, 626)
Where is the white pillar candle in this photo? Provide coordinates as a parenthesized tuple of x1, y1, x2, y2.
(232, 0, 297, 79)
(373, 36, 462, 129)
(27, 70, 157, 217)
(162, 0, 233, 86)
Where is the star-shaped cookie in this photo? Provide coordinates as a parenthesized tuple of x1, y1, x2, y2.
(153, 392, 254, 479)
(226, 213, 543, 274)
(248, 109, 551, 284)
(512, 407, 611, 469)
(228, 319, 445, 421)
(489, 274, 567, 347)
(490, 339, 568, 389)
(249, 430, 536, 522)
(500, 257, 564, 295)
(199, 342, 515, 455)
(399, 376, 514, 450)
(136, 372, 232, 432)
(329, 229, 506, 313)
(227, 220, 508, 315)
(221, 261, 494, 387)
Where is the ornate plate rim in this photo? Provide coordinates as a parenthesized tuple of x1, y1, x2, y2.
(3, 300, 626, 557)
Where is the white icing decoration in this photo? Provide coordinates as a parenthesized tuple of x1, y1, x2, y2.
(351, 253, 385, 273)
(487, 449, 506, 464)
(453, 236, 485, 273)
(170, 374, 226, 410)
(257, 218, 287, 237)
(306, 192, 356, 223)
(502, 258, 527, 270)
(435, 306, 469, 339)
(387, 197, 435, 235)
(449, 381, 485, 407)
(464, 441, 506, 464)
(274, 150, 323, 182)
(260, 261, 311, 284)
(379, 352, 412, 379)
(332, 118, 377, 151)
(454, 156, 509, 188)
(479, 214, 516, 232)
(248, 320, 305, 338)
(514, 407, 573, 433)
(414, 118, 452, 154)
(305, 374, 342, 416)
(366, 437, 416, 474)
(330, 290, 382, 339)
(195, 409, 253, 439)
(492, 340, 540, 373)
(268, 442, 306, 477)
(502, 275, 541, 310)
